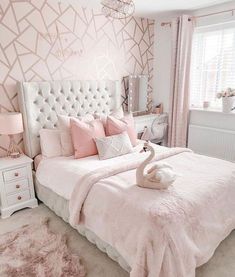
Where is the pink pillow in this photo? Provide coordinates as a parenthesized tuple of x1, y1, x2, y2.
(58, 114, 94, 156)
(70, 118, 105, 159)
(106, 114, 137, 146)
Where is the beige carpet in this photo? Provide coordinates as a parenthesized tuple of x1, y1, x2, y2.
(0, 204, 235, 277)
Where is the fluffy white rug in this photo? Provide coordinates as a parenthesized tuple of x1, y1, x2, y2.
(0, 218, 86, 277)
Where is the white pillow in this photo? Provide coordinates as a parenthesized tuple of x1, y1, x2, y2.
(95, 132, 133, 160)
(58, 114, 94, 156)
(39, 129, 62, 158)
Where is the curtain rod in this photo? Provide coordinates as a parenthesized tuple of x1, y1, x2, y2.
(161, 8, 235, 27)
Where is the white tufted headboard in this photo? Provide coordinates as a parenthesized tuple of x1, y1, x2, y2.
(17, 80, 121, 158)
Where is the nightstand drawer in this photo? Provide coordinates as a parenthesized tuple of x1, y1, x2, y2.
(7, 190, 30, 206)
(3, 166, 27, 182)
(5, 179, 29, 195)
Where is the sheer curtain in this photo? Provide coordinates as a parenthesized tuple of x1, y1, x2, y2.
(190, 22, 235, 109)
(168, 15, 194, 147)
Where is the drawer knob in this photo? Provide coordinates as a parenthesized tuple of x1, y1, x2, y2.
(17, 196, 22, 200)
(16, 184, 20, 189)
(14, 172, 19, 177)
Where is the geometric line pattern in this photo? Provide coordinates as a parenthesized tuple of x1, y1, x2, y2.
(0, 0, 154, 156)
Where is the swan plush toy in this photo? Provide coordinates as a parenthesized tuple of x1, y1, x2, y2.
(136, 142, 177, 189)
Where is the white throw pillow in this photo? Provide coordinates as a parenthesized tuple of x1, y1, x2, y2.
(95, 132, 133, 160)
(58, 114, 94, 156)
(39, 129, 62, 158)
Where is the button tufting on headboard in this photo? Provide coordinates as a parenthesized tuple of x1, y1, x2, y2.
(17, 80, 121, 158)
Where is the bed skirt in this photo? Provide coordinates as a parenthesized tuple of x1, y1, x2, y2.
(34, 175, 131, 272)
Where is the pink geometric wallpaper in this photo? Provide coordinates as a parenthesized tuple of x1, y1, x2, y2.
(0, 0, 154, 156)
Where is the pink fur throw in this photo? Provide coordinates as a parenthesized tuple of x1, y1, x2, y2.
(69, 143, 235, 277)
(0, 218, 86, 277)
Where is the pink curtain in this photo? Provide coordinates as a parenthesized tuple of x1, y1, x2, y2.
(168, 15, 194, 147)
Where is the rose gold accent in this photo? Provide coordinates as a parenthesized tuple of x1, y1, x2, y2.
(16, 184, 20, 189)
(161, 8, 235, 27)
(17, 196, 22, 200)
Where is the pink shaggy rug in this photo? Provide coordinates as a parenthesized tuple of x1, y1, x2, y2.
(0, 218, 86, 277)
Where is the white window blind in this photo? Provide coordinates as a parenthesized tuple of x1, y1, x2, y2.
(190, 22, 235, 108)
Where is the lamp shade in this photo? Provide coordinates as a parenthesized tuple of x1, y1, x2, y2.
(0, 112, 24, 135)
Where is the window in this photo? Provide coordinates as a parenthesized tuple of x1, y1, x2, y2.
(190, 22, 235, 108)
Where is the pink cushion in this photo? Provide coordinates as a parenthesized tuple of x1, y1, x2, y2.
(70, 118, 105, 159)
(58, 114, 94, 156)
(106, 114, 137, 146)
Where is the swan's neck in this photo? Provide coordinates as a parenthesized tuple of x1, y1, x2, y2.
(136, 145, 155, 180)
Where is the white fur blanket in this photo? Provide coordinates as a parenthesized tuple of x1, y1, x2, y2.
(69, 144, 235, 277)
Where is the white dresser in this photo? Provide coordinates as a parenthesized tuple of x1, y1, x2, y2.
(134, 113, 168, 145)
(0, 155, 38, 219)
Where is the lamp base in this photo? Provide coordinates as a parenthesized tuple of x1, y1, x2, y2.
(7, 135, 23, 159)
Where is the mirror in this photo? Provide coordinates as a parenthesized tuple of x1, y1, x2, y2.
(126, 75, 148, 114)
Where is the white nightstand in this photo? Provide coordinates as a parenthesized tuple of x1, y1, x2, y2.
(0, 155, 38, 219)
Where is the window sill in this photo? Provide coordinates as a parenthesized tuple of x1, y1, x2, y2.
(190, 107, 235, 115)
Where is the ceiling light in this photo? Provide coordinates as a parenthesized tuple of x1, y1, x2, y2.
(101, 0, 135, 19)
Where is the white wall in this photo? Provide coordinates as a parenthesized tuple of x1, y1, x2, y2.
(153, 1, 235, 112)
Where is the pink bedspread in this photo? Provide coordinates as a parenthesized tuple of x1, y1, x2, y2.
(69, 144, 235, 277)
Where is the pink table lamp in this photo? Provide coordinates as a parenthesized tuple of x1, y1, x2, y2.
(0, 112, 24, 158)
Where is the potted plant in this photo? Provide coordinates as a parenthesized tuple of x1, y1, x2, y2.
(216, 88, 235, 113)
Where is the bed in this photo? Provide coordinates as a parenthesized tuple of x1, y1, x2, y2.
(18, 80, 235, 277)
(18, 79, 131, 271)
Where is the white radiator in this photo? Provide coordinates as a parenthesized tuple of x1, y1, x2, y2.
(188, 125, 235, 162)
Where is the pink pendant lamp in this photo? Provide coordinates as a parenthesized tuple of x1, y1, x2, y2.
(0, 112, 24, 158)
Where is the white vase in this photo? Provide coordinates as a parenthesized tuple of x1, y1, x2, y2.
(222, 96, 235, 113)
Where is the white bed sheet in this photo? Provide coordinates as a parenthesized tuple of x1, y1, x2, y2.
(36, 140, 145, 200)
